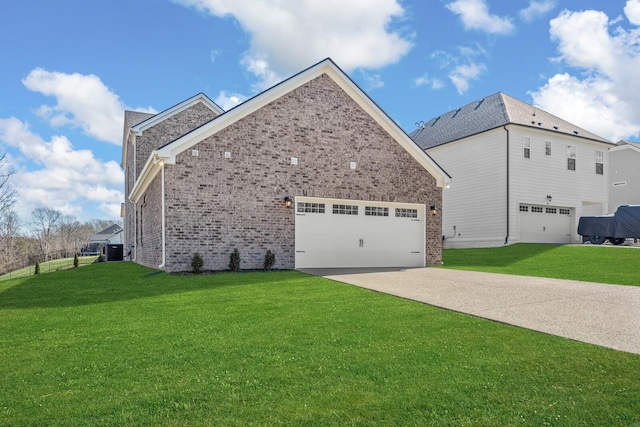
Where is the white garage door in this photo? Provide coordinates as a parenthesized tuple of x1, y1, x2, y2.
(295, 197, 425, 269)
(518, 204, 573, 243)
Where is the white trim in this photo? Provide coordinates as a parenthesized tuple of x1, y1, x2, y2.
(154, 59, 450, 188)
(610, 141, 640, 153)
(128, 152, 166, 202)
(131, 93, 223, 134)
(121, 93, 224, 168)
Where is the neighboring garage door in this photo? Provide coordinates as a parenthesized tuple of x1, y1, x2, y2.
(518, 204, 573, 243)
(295, 197, 425, 269)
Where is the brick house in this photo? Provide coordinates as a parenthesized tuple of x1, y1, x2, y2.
(122, 58, 450, 272)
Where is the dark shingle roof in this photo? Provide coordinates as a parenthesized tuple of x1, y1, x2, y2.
(97, 224, 123, 235)
(410, 92, 611, 149)
(124, 110, 156, 129)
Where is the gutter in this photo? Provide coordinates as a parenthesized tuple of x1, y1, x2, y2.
(504, 125, 510, 245)
(158, 163, 166, 269)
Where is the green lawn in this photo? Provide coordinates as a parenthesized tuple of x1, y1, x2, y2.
(1, 262, 638, 426)
(442, 243, 640, 286)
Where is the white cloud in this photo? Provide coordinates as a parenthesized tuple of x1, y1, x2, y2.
(175, 0, 413, 89)
(359, 71, 385, 90)
(214, 91, 248, 111)
(414, 74, 444, 90)
(449, 63, 486, 95)
(625, 0, 640, 25)
(519, 0, 556, 22)
(529, 7, 640, 142)
(445, 0, 514, 34)
(0, 117, 124, 219)
(22, 68, 155, 146)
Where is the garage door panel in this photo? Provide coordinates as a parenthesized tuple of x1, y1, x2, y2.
(519, 205, 572, 244)
(295, 198, 425, 269)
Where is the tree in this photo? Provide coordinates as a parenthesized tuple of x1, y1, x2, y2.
(0, 210, 20, 273)
(0, 153, 16, 216)
(56, 215, 81, 257)
(31, 207, 61, 262)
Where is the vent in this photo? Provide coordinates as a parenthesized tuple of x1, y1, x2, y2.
(191, 149, 199, 157)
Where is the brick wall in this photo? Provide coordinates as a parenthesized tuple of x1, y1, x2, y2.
(135, 102, 219, 178)
(125, 101, 219, 262)
(135, 172, 164, 268)
(154, 73, 442, 272)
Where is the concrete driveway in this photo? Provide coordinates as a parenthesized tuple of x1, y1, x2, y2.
(301, 268, 640, 355)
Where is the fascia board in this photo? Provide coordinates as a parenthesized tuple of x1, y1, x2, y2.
(131, 93, 223, 135)
(610, 143, 640, 153)
(156, 59, 451, 188)
(156, 63, 330, 163)
(128, 151, 162, 202)
(121, 129, 138, 168)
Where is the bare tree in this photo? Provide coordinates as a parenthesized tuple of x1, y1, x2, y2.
(31, 207, 61, 261)
(56, 215, 82, 257)
(0, 210, 20, 273)
(0, 153, 16, 215)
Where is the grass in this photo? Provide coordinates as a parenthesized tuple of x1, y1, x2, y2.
(442, 243, 640, 286)
(0, 256, 98, 281)
(1, 262, 639, 426)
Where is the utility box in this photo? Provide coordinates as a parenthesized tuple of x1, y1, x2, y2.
(106, 244, 124, 261)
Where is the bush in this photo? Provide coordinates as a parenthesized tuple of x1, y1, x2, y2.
(34, 260, 40, 275)
(73, 253, 79, 268)
(191, 253, 204, 274)
(97, 248, 105, 263)
(229, 248, 240, 271)
(264, 249, 275, 271)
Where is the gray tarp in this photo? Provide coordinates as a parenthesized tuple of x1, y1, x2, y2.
(578, 205, 640, 238)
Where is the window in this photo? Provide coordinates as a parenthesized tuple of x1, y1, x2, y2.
(523, 137, 531, 159)
(365, 206, 389, 217)
(595, 150, 604, 175)
(333, 204, 358, 215)
(395, 208, 418, 218)
(545, 141, 551, 156)
(567, 145, 576, 171)
(531, 206, 543, 213)
(297, 202, 325, 213)
(559, 208, 570, 215)
(546, 207, 557, 214)
(519, 205, 529, 212)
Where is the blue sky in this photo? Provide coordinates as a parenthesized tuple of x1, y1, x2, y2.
(1, 0, 639, 226)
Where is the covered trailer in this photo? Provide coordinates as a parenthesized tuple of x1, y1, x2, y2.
(577, 205, 640, 245)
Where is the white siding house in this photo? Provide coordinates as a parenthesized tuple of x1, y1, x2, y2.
(411, 92, 615, 248)
(609, 141, 640, 210)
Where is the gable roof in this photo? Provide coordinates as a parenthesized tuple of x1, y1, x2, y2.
(121, 93, 224, 168)
(411, 92, 612, 149)
(129, 58, 451, 202)
(611, 140, 640, 153)
(97, 224, 123, 235)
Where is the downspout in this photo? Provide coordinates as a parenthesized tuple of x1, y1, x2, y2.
(504, 125, 510, 245)
(132, 200, 137, 261)
(158, 163, 166, 269)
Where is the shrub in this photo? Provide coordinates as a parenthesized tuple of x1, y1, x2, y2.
(97, 248, 105, 263)
(73, 253, 79, 268)
(191, 253, 204, 274)
(34, 260, 40, 275)
(229, 248, 240, 271)
(264, 249, 275, 271)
